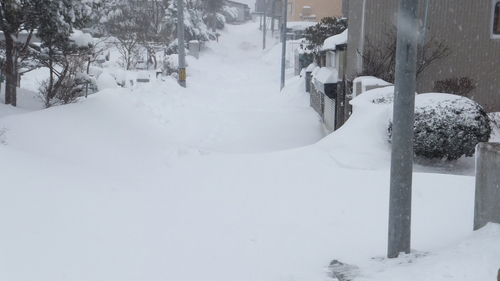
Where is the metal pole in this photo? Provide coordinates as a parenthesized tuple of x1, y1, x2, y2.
(420, 0, 430, 63)
(280, 0, 287, 90)
(387, 0, 419, 259)
(263, 9, 267, 50)
(177, 0, 186, 87)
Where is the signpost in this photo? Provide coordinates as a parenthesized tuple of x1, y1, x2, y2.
(177, 0, 186, 87)
(280, 0, 288, 90)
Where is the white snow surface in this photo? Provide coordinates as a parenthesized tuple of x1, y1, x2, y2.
(70, 31, 94, 47)
(0, 21, 499, 281)
(97, 72, 119, 90)
(314, 67, 338, 84)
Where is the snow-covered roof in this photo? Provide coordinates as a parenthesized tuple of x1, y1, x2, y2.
(314, 67, 338, 84)
(306, 63, 317, 72)
(322, 29, 348, 51)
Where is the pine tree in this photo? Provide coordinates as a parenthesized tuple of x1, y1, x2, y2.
(32, 0, 94, 106)
(0, 0, 94, 107)
(304, 17, 348, 53)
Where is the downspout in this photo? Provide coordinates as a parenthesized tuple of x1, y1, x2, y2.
(420, 0, 430, 63)
(356, 0, 366, 72)
(358, 0, 366, 72)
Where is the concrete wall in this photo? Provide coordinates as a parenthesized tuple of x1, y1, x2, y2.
(474, 142, 500, 230)
(346, 0, 500, 112)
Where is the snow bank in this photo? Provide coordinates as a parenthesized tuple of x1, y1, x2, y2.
(1, 21, 494, 281)
(314, 67, 338, 84)
(97, 72, 118, 90)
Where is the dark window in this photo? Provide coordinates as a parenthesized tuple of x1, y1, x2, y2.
(494, 2, 500, 34)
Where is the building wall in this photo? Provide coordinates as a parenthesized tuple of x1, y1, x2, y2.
(287, 0, 343, 22)
(417, 1, 500, 112)
(228, 2, 246, 22)
(346, 0, 500, 112)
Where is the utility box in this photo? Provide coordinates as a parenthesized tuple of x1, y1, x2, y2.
(136, 71, 150, 83)
(189, 40, 200, 59)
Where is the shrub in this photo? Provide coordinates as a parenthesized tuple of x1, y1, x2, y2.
(432, 77, 476, 97)
(388, 93, 491, 161)
(38, 76, 87, 108)
(303, 16, 347, 60)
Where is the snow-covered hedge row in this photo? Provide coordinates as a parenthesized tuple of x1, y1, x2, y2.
(388, 93, 491, 160)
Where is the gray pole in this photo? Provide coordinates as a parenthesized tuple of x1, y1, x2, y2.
(177, 0, 186, 87)
(280, 0, 287, 90)
(263, 2, 267, 50)
(387, 0, 419, 259)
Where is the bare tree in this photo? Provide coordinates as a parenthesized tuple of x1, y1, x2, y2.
(106, 0, 171, 70)
(356, 23, 451, 83)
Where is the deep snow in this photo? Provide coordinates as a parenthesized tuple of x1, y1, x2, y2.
(0, 21, 499, 281)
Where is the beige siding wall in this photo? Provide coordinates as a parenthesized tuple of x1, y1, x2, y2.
(346, 0, 399, 81)
(416, 1, 500, 112)
(346, 0, 500, 111)
(287, 0, 343, 22)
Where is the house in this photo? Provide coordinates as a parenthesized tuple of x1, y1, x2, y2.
(285, 0, 343, 22)
(345, 0, 500, 112)
(227, 0, 251, 22)
(255, 0, 344, 22)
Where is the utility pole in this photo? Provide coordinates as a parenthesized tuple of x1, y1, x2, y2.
(387, 0, 419, 259)
(280, 0, 287, 90)
(263, 9, 267, 50)
(177, 0, 186, 87)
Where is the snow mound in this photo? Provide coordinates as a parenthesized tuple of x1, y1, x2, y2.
(97, 72, 118, 91)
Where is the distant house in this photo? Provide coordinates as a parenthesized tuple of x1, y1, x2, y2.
(227, 0, 251, 22)
(345, 0, 500, 112)
(255, 0, 344, 22)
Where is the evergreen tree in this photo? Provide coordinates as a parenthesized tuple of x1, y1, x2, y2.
(0, 0, 94, 107)
(164, 0, 214, 54)
(304, 17, 347, 53)
(32, 0, 94, 106)
(202, 0, 225, 31)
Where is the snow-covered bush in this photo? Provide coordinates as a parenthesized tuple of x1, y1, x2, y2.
(388, 93, 491, 161)
(163, 54, 188, 75)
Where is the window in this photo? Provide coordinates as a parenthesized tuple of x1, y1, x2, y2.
(493, 1, 500, 35)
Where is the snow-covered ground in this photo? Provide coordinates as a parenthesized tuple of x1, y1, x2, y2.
(0, 21, 499, 281)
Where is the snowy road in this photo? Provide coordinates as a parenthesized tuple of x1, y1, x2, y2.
(0, 21, 496, 281)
